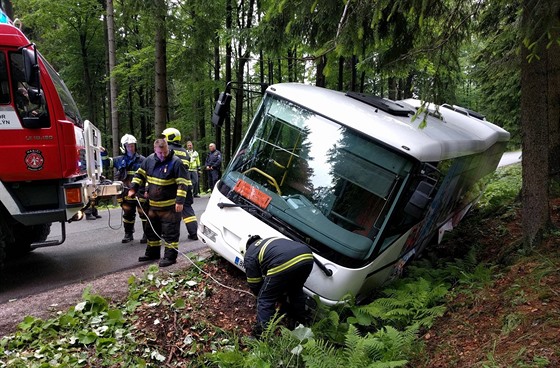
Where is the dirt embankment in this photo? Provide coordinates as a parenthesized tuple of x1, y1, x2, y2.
(0, 250, 212, 338)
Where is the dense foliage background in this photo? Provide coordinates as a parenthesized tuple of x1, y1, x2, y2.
(9, 0, 525, 159)
(2, 0, 558, 266)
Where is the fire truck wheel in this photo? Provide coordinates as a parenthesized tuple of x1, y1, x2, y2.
(0, 219, 7, 272)
(8, 223, 51, 256)
(0, 231, 5, 272)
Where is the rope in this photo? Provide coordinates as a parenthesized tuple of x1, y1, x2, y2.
(134, 196, 254, 298)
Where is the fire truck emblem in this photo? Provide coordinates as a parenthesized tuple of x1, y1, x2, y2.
(25, 149, 44, 171)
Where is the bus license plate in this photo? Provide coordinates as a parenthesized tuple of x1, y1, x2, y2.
(234, 256, 244, 268)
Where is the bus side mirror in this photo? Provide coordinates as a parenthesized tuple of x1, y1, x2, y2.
(21, 47, 40, 88)
(404, 179, 437, 219)
(211, 92, 231, 128)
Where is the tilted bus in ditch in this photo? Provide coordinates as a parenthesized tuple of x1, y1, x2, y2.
(198, 83, 510, 306)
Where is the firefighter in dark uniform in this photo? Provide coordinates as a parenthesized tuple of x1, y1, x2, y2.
(162, 128, 198, 240)
(205, 143, 222, 192)
(101, 134, 147, 243)
(128, 138, 190, 267)
(241, 235, 314, 335)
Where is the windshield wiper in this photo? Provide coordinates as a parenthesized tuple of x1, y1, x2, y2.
(217, 201, 272, 219)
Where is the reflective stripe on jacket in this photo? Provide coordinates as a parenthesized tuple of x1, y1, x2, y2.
(243, 237, 314, 294)
(131, 150, 190, 209)
(187, 150, 200, 171)
(101, 151, 145, 186)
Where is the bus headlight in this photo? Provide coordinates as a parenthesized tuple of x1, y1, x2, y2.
(201, 225, 217, 242)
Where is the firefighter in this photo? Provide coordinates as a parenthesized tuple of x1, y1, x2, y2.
(205, 143, 222, 192)
(128, 137, 190, 267)
(240, 235, 314, 336)
(186, 141, 201, 197)
(162, 128, 198, 240)
(101, 134, 147, 243)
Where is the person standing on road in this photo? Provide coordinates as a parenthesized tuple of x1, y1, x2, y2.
(162, 128, 198, 241)
(240, 235, 314, 336)
(186, 140, 201, 197)
(101, 134, 147, 243)
(129, 137, 189, 267)
(205, 143, 222, 192)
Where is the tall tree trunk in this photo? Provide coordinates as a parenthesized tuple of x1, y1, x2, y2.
(548, 31, 560, 182)
(388, 77, 397, 100)
(128, 84, 134, 134)
(223, 0, 232, 160)
(350, 55, 357, 92)
(79, 31, 95, 123)
(268, 59, 274, 83)
(154, 0, 168, 136)
(287, 49, 293, 83)
(316, 55, 326, 87)
(138, 85, 148, 156)
(276, 58, 282, 83)
(259, 50, 265, 91)
(520, 0, 560, 246)
(106, 0, 119, 157)
(338, 56, 344, 91)
(232, 0, 255, 156)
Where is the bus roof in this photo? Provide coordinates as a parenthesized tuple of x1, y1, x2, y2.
(266, 83, 510, 162)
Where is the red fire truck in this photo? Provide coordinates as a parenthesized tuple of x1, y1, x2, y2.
(0, 13, 122, 269)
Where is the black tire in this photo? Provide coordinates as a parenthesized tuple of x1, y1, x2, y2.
(0, 229, 6, 273)
(0, 216, 9, 273)
(7, 223, 51, 256)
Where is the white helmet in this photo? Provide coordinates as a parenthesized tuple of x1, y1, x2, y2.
(162, 127, 181, 143)
(240, 235, 262, 254)
(120, 134, 137, 153)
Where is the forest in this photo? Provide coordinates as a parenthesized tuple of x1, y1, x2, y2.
(0, 1, 559, 366)
(5, 0, 558, 248)
(1, 0, 560, 250)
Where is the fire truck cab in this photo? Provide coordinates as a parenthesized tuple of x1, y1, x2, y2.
(0, 14, 121, 269)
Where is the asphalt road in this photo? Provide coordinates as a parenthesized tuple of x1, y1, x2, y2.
(0, 196, 210, 304)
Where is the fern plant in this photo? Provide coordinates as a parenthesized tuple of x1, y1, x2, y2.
(302, 324, 412, 368)
(348, 277, 448, 330)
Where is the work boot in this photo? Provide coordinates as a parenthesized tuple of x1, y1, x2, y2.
(138, 254, 160, 262)
(188, 234, 198, 241)
(121, 233, 134, 243)
(158, 258, 176, 267)
(159, 248, 177, 267)
(86, 214, 96, 220)
(138, 246, 160, 262)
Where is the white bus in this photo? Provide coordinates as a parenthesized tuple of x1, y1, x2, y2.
(198, 83, 510, 306)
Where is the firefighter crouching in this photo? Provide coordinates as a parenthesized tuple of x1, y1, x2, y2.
(241, 235, 314, 336)
(162, 128, 198, 240)
(128, 137, 190, 267)
(101, 134, 147, 243)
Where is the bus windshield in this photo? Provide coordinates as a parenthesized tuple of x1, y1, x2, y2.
(223, 94, 415, 262)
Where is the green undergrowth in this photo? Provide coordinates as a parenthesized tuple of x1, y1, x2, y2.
(0, 162, 533, 367)
(0, 252, 486, 367)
